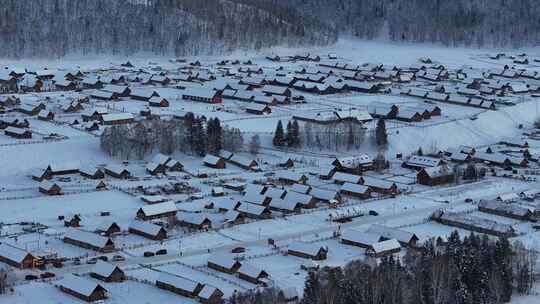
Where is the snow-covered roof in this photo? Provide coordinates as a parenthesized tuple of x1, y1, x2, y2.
(103, 84, 130, 94)
(439, 213, 514, 235)
(4, 126, 30, 135)
(139, 201, 177, 217)
(340, 183, 370, 194)
(64, 229, 113, 249)
(264, 187, 287, 199)
(237, 262, 267, 279)
(497, 193, 520, 202)
(333, 172, 363, 184)
(91, 260, 121, 278)
(244, 184, 266, 195)
(367, 224, 417, 244)
(269, 198, 301, 211)
(210, 197, 240, 211)
(177, 212, 211, 226)
(262, 85, 289, 95)
(151, 153, 171, 166)
(288, 242, 326, 256)
(369, 239, 401, 254)
(406, 155, 443, 168)
(140, 195, 170, 204)
(276, 171, 307, 182)
(156, 272, 200, 293)
(79, 166, 102, 176)
(39, 180, 60, 191)
(101, 113, 134, 122)
(420, 165, 452, 178)
(129, 220, 165, 237)
(198, 285, 221, 300)
(283, 191, 312, 206)
(0, 243, 33, 263)
(310, 188, 338, 202)
(203, 154, 222, 165)
(208, 253, 240, 269)
(146, 162, 162, 172)
(58, 274, 107, 297)
(479, 200, 530, 217)
(243, 192, 268, 205)
(182, 87, 218, 99)
(341, 230, 380, 245)
(237, 202, 268, 216)
(91, 90, 115, 99)
(291, 183, 311, 194)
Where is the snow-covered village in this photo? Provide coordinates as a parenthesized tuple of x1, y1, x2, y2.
(0, 39, 539, 303)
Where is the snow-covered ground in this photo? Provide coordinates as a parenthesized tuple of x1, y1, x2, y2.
(1, 39, 540, 302)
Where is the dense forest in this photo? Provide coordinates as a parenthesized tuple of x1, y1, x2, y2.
(1, 0, 540, 57)
(231, 232, 537, 304)
(0, 0, 334, 58)
(277, 0, 540, 47)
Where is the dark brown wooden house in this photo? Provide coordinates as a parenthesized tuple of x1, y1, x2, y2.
(58, 275, 108, 302)
(90, 261, 125, 282)
(0, 243, 37, 269)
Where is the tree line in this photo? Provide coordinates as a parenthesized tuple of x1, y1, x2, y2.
(0, 0, 335, 58)
(100, 114, 244, 159)
(265, 0, 540, 47)
(231, 232, 537, 304)
(2, 0, 538, 58)
(272, 119, 388, 152)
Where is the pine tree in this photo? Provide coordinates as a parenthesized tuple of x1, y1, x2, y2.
(249, 134, 260, 155)
(373, 152, 387, 172)
(346, 122, 355, 150)
(184, 112, 196, 153)
(417, 147, 424, 156)
(375, 118, 388, 148)
(286, 121, 294, 146)
(192, 118, 207, 156)
(304, 122, 313, 147)
(273, 120, 285, 147)
(291, 119, 300, 147)
(206, 118, 222, 155)
(302, 271, 321, 304)
(463, 162, 478, 181)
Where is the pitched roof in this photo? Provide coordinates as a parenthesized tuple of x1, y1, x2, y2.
(139, 201, 177, 217)
(367, 224, 417, 243)
(64, 229, 113, 249)
(341, 230, 381, 245)
(129, 220, 166, 236)
(0, 243, 33, 263)
(208, 253, 240, 269)
(288, 242, 326, 256)
(340, 183, 370, 194)
(156, 272, 200, 293)
(59, 274, 107, 297)
(91, 260, 121, 278)
(369, 239, 401, 254)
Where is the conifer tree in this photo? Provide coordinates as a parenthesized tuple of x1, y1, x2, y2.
(273, 120, 285, 147)
(375, 118, 388, 148)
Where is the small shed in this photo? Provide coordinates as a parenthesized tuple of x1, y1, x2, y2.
(39, 181, 62, 195)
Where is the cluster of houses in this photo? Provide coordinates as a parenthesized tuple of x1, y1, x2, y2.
(340, 224, 419, 258)
(203, 151, 261, 172)
(207, 253, 270, 286)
